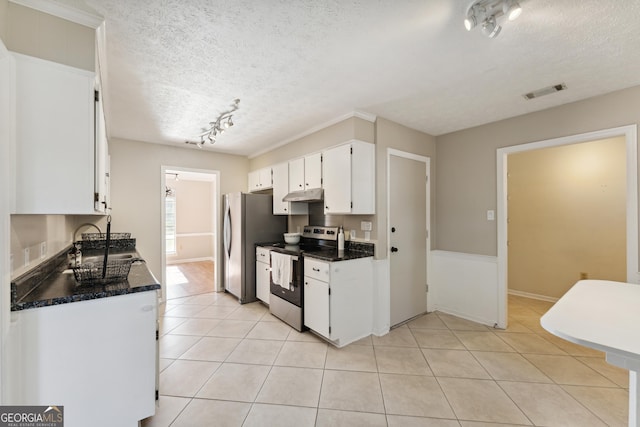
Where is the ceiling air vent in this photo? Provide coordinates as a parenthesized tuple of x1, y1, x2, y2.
(523, 83, 567, 100)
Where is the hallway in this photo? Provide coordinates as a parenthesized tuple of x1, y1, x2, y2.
(166, 261, 215, 300)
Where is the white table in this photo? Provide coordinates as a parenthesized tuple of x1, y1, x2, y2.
(540, 280, 640, 427)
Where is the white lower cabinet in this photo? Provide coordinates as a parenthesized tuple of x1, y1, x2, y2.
(256, 247, 271, 304)
(303, 256, 373, 347)
(7, 291, 158, 427)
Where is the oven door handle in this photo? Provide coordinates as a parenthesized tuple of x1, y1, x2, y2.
(290, 255, 298, 287)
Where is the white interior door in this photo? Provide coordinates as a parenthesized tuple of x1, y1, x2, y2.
(389, 151, 429, 327)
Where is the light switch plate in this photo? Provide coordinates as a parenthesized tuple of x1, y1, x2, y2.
(487, 210, 495, 221)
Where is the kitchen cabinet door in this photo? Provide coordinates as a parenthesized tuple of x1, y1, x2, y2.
(248, 170, 261, 192)
(304, 276, 330, 338)
(248, 167, 273, 192)
(304, 152, 322, 189)
(288, 158, 305, 193)
(94, 89, 109, 212)
(10, 291, 157, 427)
(259, 167, 273, 190)
(322, 141, 375, 215)
(256, 248, 271, 304)
(322, 144, 352, 214)
(13, 53, 99, 214)
(272, 163, 307, 215)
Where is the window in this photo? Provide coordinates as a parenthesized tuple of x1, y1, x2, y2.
(165, 194, 176, 254)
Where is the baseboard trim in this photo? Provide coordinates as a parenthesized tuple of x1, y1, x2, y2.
(508, 289, 558, 303)
(167, 257, 214, 265)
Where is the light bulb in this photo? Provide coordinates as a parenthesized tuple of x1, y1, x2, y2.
(464, 15, 475, 31)
(503, 0, 522, 21)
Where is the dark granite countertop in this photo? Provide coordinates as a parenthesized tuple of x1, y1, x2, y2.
(257, 240, 374, 262)
(11, 245, 160, 311)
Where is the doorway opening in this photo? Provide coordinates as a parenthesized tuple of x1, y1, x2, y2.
(160, 166, 220, 301)
(496, 125, 638, 328)
(387, 148, 431, 327)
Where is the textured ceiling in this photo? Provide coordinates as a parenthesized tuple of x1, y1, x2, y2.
(51, 0, 640, 156)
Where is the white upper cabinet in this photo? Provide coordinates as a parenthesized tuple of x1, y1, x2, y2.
(272, 163, 307, 215)
(94, 89, 109, 213)
(322, 140, 375, 215)
(13, 53, 105, 214)
(304, 152, 322, 189)
(289, 153, 322, 193)
(288, 158, 305, 193)
(248, 167, 273, 192)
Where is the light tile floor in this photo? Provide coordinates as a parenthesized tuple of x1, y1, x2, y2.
(143, 293, 630, 426)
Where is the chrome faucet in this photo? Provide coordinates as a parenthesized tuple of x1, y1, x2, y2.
(73, 223, 103, 243)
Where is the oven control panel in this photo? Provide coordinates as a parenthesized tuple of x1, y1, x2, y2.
(302, 225, 339, 241)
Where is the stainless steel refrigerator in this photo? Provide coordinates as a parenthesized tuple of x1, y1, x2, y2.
(223, 192, 287, 303)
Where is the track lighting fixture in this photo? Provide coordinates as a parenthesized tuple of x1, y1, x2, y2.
(185, 98, 240, 147)
(464, 0, 522, 38)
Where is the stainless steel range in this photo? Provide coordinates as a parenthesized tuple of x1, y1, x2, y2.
(267, 226, 339, 331)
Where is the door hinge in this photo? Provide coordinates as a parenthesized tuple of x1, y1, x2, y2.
(94, 90, 100, 102)
(350, 201, 353, 209)
(94, 192, 99, 202)
(328, 287, 331, 295)
(329, 326, 332, 334)
(155, 389, 159, 401)
(156, 330, 159, 340)
(350, 147, 353, 155)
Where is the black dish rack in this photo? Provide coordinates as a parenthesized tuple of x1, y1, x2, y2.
(72, 258, 135, 285)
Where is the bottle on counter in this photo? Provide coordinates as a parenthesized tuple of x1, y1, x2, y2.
(338, 226, 345, 251)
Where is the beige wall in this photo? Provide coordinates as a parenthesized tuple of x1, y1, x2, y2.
(249, 116, 375, 170)
(2, 2, 94, 71)
(109, 138, 248, 281)
(436, 84, 640, 256)
(166, 177, 214, 263)
(0, 0, 7, 41)
(508, 137, 627, 299)
(375, 118, 437, 255)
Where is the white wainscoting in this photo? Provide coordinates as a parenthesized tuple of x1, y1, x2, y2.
(431, 250, 500, 327)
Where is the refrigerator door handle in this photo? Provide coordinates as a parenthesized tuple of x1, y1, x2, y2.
(224, 201, 232, 258)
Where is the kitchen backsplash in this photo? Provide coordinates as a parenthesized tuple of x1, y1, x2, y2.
(9, 214, 108, 278)
(288, 202, 376, 241)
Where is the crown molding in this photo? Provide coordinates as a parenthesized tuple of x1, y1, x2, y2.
(10, 0, 103, 28)
(248, 110, 377, 159)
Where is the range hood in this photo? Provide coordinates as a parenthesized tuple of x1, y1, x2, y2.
(282, 188, 324, 202)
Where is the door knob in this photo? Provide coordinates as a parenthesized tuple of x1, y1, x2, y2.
(391, 227, 396, 232)
(391, 247, 398, 253)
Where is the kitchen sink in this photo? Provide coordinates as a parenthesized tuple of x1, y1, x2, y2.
(82, 253, 135, 264)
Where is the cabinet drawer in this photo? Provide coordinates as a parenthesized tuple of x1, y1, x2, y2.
(304, 258, 329, 282)
(256, 247, 271, 264)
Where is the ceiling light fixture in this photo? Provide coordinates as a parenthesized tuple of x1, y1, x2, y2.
(185, 98, 240, 147)
(464, 0, 522, 38)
